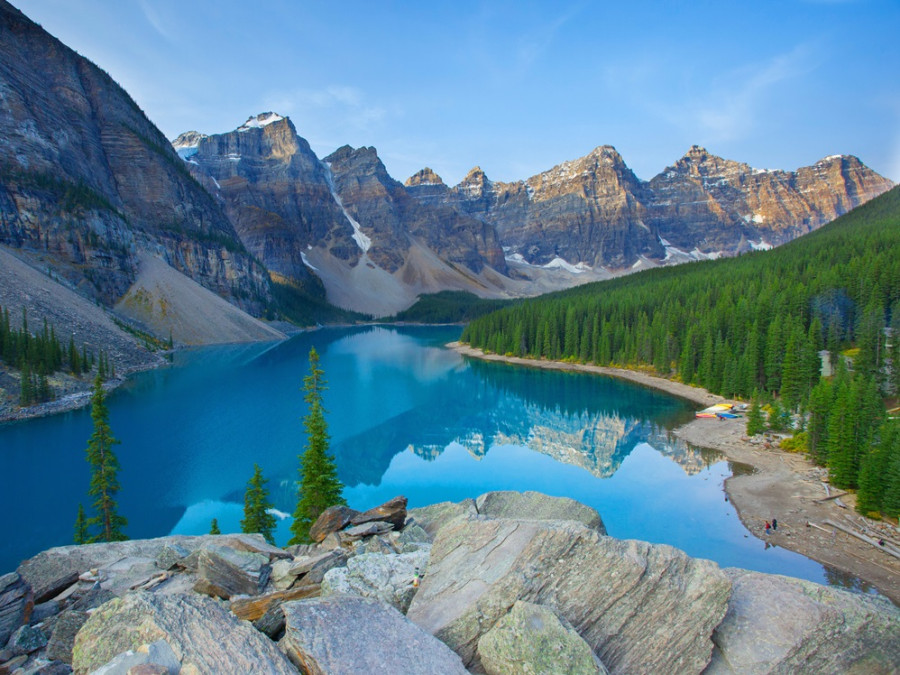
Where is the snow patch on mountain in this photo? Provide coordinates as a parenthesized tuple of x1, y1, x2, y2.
(323, 161, 371, 253)
(238, 112, 284, 132)
(542, 257, 590, 274)
(300, 252, 319, 271)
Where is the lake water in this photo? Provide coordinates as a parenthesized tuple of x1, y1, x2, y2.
(0, 325, 871, 593)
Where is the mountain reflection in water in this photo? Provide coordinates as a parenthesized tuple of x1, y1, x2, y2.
(0, 325, 864, 590)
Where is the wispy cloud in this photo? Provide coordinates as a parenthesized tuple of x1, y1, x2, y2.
(465, 3, 584, 82)
(514, 4, 584, 75)
(687, 45, 819, 142)
(138, 0, 176, 42)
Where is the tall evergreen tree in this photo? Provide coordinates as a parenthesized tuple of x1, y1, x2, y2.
(240, 463, 276, 545)
(84, 374, 127, 542)
(746, 390, 766, 436)
(807, 378, 833, 465)
(73, 504, 88, 545)
(780, 323, 805, 410)
(826, 375, 857, 489)
(209, 518, 221, 535)
(891, 302, 900, 396)
(856, 420, 896, 515)
(883, 432, 900, 520)
(289, 348, 346, 545)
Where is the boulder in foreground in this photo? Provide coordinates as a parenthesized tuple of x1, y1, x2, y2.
(477, 600, 607, 674)
(280, 595, 468, 674)
(308, 505, 360, 543)
(407, 516, 731, 674)
(350, 495, 408, 530)
(72, 591, 296, 674)
(475, 490, 606, 533)
(706, 568, 900, 674)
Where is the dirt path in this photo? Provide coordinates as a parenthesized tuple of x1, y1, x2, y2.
(449, 343, 900, 605)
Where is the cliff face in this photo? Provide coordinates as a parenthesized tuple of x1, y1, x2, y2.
(0, 0, 268, 311)
(495, 146, 661, 268)
(407, 146, 892, 269)
(646, 146, 893, 254)
(176, 114, 360, 283)
(178, 122, 507, 298)
(326, 146, 507, 275)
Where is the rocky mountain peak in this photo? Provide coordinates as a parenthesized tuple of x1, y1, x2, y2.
(527, 145, 639, 197)
(668, 145, 748, 180)
(587, 144, 625, 163)
(172, 131, 207, 150)
(171, 131, 208, 160)
(327, 145, 382, 166)
(457, 166, 491, 197)
(813, 154, 860, 170)
(405, 167, 445, 187)
(237, 112, 285, 132)
(686, 144, 709, 157)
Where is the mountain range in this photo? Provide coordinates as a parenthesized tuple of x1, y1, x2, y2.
(174, 112, 891, 316)
(0, 0, 893, 339)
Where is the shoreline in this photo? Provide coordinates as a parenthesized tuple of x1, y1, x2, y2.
(0, 323, 315, 425)
(0, 360, 163, 425)
(449, 342, 900, 605)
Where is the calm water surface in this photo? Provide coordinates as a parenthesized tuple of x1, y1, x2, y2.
(0, 326, 872, 593)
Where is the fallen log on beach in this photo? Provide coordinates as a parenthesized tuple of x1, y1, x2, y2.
(823, 519, 900, 562)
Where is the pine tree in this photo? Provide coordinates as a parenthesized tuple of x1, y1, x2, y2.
(780, 323, 804, 410)
(74, 504, 88, 545)
(826, 376, 857, 489)
(807, 378, 833, 465)
(746, 390, 766, 436)
(883, 438, 900, 520)
(209, 518, 221, 535)
(240, 463, 276, 545)
(856, 420, 896, 516)
(19, 360, 33, 405)
(891, 302, 900, 396)
(84, 374, 127, 542)
(289, 347, 346, 545)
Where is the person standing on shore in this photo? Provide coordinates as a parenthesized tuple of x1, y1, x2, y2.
(772, 518, 778, 531)
(765, 520, 771, 534)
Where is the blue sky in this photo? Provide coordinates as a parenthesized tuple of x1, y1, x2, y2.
(20, 0, 900, 185)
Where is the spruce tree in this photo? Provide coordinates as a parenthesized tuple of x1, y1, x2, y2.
(883, 437, 900, 520)
(85, 374, 128, 542)
(74, 504, 88, 545)
(209, 518, 221, 535)
(891, 303, 900, 396)
(807, 378, 833, 465)
(826, 377, 857, 489)
(746, 390, 766, 436)
(19, 361, 33, 405)
(240, 463, 276, 545)
(780, 324, 804, 411)
(289, 347, 346, 545)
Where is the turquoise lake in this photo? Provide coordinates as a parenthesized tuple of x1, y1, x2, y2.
(0, 325, 872, 592)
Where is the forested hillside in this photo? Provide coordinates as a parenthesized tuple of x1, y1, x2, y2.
(462, 186, 900, 517)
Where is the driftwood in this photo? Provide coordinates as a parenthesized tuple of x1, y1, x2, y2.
(854, 517, 900, 549)
(807, 521, 833, 534)
(823, 519, 900, 562)
(813, 490, 848, 503)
